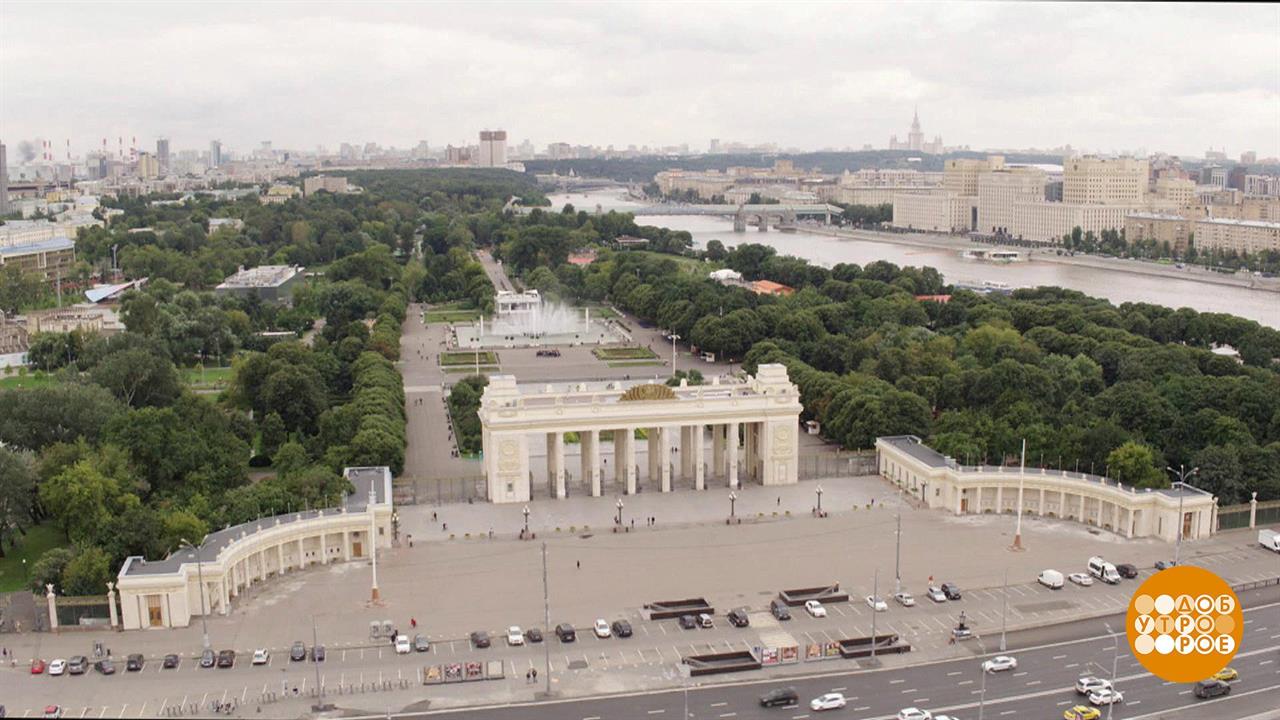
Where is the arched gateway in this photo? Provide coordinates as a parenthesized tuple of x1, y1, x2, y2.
(478, 364, 803, 503)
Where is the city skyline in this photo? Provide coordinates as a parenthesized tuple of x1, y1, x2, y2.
(2, 2, 1277, 159)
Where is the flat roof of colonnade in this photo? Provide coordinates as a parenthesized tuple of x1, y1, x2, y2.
(877, 435, 1213, 501)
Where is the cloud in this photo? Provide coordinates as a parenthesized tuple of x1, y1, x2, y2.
(1, 1, 1276, 158)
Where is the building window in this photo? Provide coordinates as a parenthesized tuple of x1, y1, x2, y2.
(506, 482, 514, 494)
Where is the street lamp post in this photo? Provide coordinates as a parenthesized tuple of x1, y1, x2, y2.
(894, 511, 902, 595)
(1104, 622, 1120, 720)
(179, 537, 211, 651)
(670, 334, 681, 376)
(368, 488, 380, 602)
(1011, 439, 1026, 551)
(616, 498, 624, 527)
(1167, 465, 1198, 566)
(870, 568, 879, 663)
(976, 634, 989, 720)
(815, 484, 823, 515)
(523, 505, 530, 537)
(729, 491, 737, 519)
(999, 568, 1009, 652)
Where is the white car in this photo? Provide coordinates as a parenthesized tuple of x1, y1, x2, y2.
(252, 648, 269, 665)
(894, 592, 916, 607)
(594, 618, 612, 638)
(926, 586, 947, 603)
(394, 635, 412, 654)
(47, 658, 66, 676)
(810, 693, 847, 711)
(865, 595, 888, 612)
(982, 655, 1017, 672)
(805, 600, 827, 618)
(1076, 676, 1112, 694)
(1069, 572, 1094, 587)
(1089, 688, 1124, 706)
(507, 626, 524, 646)
(897, 708, 933, 720)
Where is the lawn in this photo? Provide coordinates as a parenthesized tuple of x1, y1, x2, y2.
(581, 304, 619, 319)
(440, 351, 499, 366)
(0, 372, 61, 390)
(594, 346, 658, 360)
(444, 366, 500, 374)
(0, 523, 69, 592)
(183, 365, 235, 389)
(606, 360, 665, 368)
(425, 301, 481, 324)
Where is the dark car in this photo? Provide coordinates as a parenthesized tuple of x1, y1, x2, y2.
(311, 645, 326, 662)
(525, 628, 543, 643)
(941, 582, 962, 600)
(1116, 563, 1139, 579)
(555, 623, 577, 642)
(470, 630, 491, 649)
(126, 654, 144, 672)
(67, 656, 88, 675)
(611, 620, 633, 638)
(216, 649, 235, 668)
(1155, 560, 1177, 570)
(289, 641, 306, 661)
(759, 687, 799, 708)
(770, 599, 791, 621)
(199, 649, 215, 668)
(93, 658, 116, 675)
(728, 608, 750, 627)
(1194, 679, 1231, 698)
(414, 634, 430, 652)
(162, 654, 179, 669)
(678, 614, 697, 630)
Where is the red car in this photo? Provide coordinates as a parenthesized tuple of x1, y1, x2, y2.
(31, 658, 47, 674)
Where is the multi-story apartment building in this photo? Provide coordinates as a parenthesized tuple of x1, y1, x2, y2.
(478, 130, 508, 167)
(891, 192, 976, 233)
(943, 156, 1005, 197)
(977, 166, 1046, 235)
(1193, 218, 1280, 255)
(1125, 212, 1193, 255)
(1062, 156, 1148, 205)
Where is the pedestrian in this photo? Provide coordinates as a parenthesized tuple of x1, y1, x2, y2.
(576, 560, 580, 569)
(777, 496, 781, 507)
(408, 534, 414, 548)
(432, 511, 438, 521)
(443, 522, 448, 531)
(631, 518, 635, 529)
(532, 668, 537, 681)
(411, 617, 417, 629)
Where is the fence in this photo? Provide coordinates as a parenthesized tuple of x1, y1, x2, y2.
(397, 476, 486, 505)
(55, 595, 112, 628)
(797, 452, 877, 480)
(1217, 499, 1280, 531)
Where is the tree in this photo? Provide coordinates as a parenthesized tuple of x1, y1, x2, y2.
(62, 546, 112, 596)
(89, 348, 182, 407)
(0, 384, 124, 451)
(28, 546, 75, 593)
(259, 412, 287, 459)
(0, 264, 51, 313)
(0, 447, 37, 557)
(39, 461, 124, 546)
(1106, 441, 1166, 488)
(705, 239, 727, 261)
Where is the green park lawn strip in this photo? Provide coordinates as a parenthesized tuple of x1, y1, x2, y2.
(426, 309, 481, 323)
(594, 346, 658, 360)
(183, 366, 235, 388)
(0, 372, 61, 390)
(444, 366, 500, 374)
(606, 360, 665, 368)
(0, 523, 69, 592)
(441, 351, 499, 366)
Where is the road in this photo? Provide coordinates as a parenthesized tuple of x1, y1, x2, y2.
(403, 586, 1280, 720)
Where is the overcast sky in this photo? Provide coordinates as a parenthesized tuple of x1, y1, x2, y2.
(2, 2, 1277, 160)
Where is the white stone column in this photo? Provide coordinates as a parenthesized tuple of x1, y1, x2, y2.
(659, 426, 672, 492)
(219, 579, 229, 615)
(277, 544, 285, 574)
(727, 421, 740, 488)
(1038, 488, 1046, 516)
(583, 429, 601, 497)
(297, 538, 305, 568)
(712, 424, 725, 478)
(46, 584, 58, 630)
(613, 430, 626, 487)
(743, 423, 755, 481)
(647, 428, 660, 486)
(680, 426, 694, 478)
(548, 432, 566, 499)
(343, 531, 352, 561)
(107, 582, 119, 629)
(624, 429, 637, 494)
(693, 424, 705, 490)
(996, 486, 1004, 513)
(320, 529, 329, 564)
(1060, 490, 1067, 518)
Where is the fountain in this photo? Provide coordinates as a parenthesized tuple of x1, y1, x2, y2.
(456, 292, 629, 349)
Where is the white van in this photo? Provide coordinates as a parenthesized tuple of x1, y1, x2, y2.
(1087, 556, 1121, 584)
(1038, 569, 1064, 589)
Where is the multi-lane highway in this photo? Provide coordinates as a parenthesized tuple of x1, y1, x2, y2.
(413, 589, 1280, 719)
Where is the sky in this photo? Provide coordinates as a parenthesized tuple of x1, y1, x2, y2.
(2, 2, 1278, 160)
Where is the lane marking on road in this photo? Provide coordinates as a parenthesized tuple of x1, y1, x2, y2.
(999, 711, 1017, 716)
(1026, 680, 1042, 686)
(889, 678, 905, 684)
(1012, 671, 1027, 677)
(957, 680, 974, 686)
(1064, 663, 1079, 668)
(1052, 654, 1067, 660)
(718, 714, 737, 718)
(116, 705, 128, 719)
(711, 701, 728, 707)
(830, 686, 846, 692)
(647, 710, 665, 715)
(901, 688, 917, 693)
(584, 717, 601, 720)
(947, 670, 962, 676)
(1260, 659, 1275, 665)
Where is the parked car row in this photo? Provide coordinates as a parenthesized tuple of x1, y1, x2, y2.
(1040, 557, 1145, 591)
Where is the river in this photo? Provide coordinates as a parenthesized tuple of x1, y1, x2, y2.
(544, 189, 1279, 329)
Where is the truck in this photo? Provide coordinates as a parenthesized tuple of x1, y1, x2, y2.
(1260, 529, 1280, 553)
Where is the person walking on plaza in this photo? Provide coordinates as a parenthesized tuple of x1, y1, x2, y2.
(410, 617, 417, 629)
